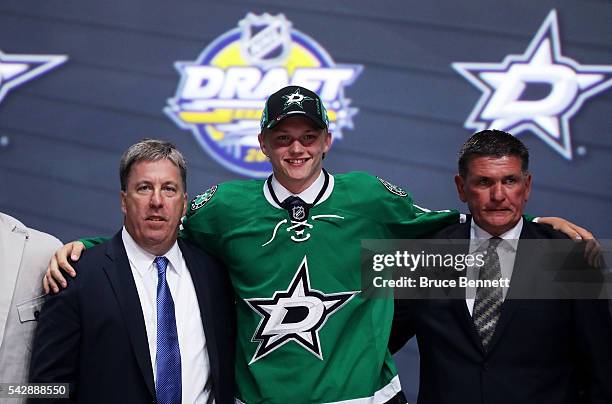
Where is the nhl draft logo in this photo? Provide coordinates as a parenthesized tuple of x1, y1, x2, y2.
(453, 9, 612, 160)
(165, 13, 362, 177)
(245, 256, 358, 363)
(0, 50, 67, 105)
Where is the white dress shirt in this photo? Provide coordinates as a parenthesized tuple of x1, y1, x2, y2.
(465, 218, 523, 316)
(122, 227, 213, 404)
(269, 170, 333, 205)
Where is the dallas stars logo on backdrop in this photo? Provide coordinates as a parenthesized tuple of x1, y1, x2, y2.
(245, 256, 358, 364)
(0, 50, 67, 105)
(453, 9, 612, 160)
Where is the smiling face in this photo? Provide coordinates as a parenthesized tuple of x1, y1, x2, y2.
(455, 155, 532, 236)
(121, 158, 187, 256)
(258, 115, 332, 194)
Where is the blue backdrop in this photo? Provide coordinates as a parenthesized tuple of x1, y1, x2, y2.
(1, 1, 611, 400)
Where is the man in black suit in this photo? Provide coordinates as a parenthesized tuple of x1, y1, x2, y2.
(29, 140, 235, 403)
(390, 130, 612, 404)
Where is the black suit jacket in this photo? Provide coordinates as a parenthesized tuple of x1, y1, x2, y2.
(29, 232, 236, 403)
(390, 218, 612, 404)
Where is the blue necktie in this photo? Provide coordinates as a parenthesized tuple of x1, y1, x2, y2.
(154, 256, 181, 404)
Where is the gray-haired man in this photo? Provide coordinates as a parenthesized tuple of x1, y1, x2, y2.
(29, 140, 236, 404)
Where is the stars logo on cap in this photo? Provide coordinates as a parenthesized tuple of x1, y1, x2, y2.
(245, 256, 358, 363)
(453, 9, 612, 160)
(282, 88, 314, 110)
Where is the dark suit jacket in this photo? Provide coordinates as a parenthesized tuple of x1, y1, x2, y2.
(390, 218, 612, 404)
(29, 232, 236, 404)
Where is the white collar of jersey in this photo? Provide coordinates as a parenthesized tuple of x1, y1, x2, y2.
(121, 226, 183, 278)
(469, 217, 522, 253)
(263, 170, 335, 209)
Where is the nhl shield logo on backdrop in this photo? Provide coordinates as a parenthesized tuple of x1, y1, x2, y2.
(165, 13, 362, 178)
(239, 13, 291, 68)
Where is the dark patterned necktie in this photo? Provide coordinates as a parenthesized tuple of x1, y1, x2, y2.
(473, 237, 503, 351)
(154, 256, 181, 404)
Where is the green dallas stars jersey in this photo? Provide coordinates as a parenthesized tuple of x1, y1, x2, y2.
(181, 172, 459, 403)
(81, 172, 459, 403)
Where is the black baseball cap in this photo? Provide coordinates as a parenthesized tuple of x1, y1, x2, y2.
(260, 85, 330, 132)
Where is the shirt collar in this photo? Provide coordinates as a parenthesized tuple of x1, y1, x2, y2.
(271, 170, 326, 205)
(121, 226, 182, 278)
(470, 217, 523, 252)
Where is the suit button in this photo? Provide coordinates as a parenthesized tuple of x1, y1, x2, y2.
(482, 362, 490, 371)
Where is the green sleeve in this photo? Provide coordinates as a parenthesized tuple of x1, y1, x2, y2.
(181, 185, 224, 259)
(387, 200, 460, 238)
(374, 175, 537, 237)
(80, 233, 191, 249)
(523, 213, 536, 222)
(79, 237, 109, 249)
(363, 174, 460, 238)
(77, 198, 221, 253)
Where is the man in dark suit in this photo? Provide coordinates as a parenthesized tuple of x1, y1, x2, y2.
(390, 130, 612, 404)
(29, 140, 235, 403)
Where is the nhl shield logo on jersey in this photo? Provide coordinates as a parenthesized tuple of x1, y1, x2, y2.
(291, 205, 306, 221)
(377, 177, 408, 197)
(245, 256, 358, 363)
(190, 185, 218, 211)
(165, 13, 362, 178)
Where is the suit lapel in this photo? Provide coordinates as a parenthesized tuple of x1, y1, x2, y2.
(440, 220, 487, 353)
(103, 232, 155, 397)
(452, 299, 485, 353)
(0, 219, 26, 347)
(484, 222, 537, 353)
(486, 300, 521, 353)
(179, 240, 221, 393)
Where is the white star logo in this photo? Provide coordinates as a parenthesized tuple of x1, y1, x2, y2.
(453, 9, 612, 160)
(245, 256, 358, 364)
(282, 88, 314, 109)
(0, 50, 67, 105)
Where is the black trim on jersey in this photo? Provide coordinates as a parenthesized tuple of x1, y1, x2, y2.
(266, 168, 330, 208)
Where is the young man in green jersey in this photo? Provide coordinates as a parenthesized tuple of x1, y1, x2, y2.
(44, 86, 593, 404)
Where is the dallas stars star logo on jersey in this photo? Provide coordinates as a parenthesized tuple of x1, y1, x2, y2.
(245, 256, 358, 364)
(282, 88, 314, 110)
(453, 9, 612, 160)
